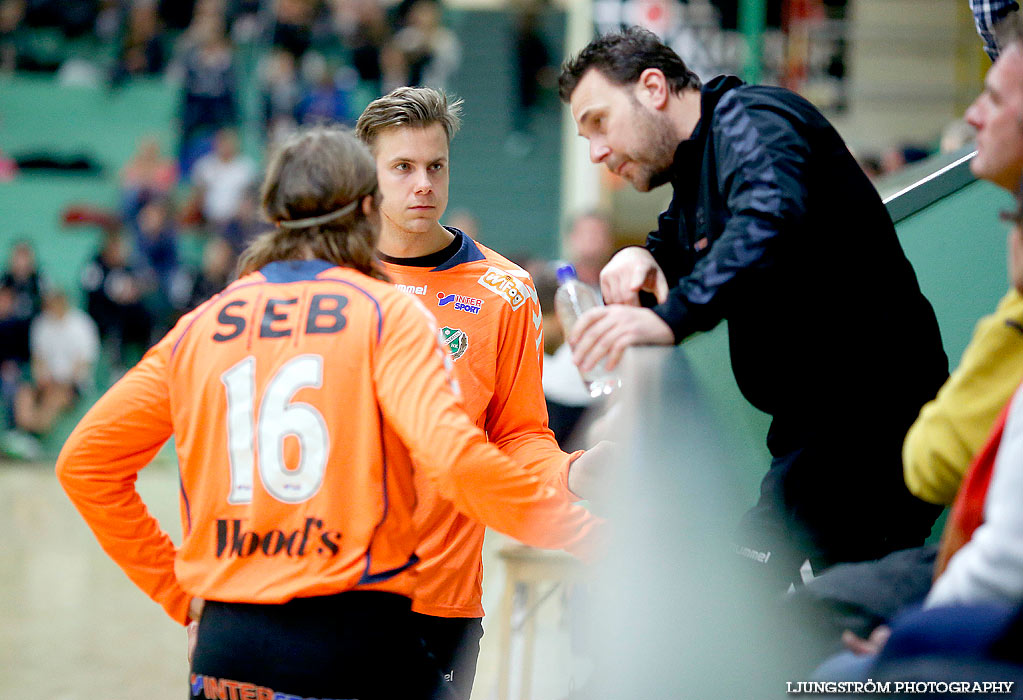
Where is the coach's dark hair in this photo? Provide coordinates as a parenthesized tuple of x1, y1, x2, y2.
(356, 86, 463, 153)
(239, 126, 387, 281)
(559, 26, 701, 102)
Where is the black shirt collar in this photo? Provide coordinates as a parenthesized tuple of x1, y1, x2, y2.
(671, 74, 746, 178)
(378, 227, 465, 268)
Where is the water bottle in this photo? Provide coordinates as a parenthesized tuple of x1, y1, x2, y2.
(553, 263, 621, 397)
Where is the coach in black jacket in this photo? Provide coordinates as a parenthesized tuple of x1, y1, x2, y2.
(559, 27, 949, 590)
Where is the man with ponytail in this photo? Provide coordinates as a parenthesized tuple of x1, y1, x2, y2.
(55, 127, 601, 700)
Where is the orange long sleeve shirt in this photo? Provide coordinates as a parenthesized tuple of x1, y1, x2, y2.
(56, 260, 599, 625)
(380, 230, 582, 618)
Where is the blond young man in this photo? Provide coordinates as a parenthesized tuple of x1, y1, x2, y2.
(357, 87, 599, 699)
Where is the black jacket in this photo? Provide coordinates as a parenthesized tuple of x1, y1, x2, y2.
(647, 75, 948, 455)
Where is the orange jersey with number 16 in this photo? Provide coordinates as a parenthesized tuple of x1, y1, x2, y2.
(57, 260, 599, 625)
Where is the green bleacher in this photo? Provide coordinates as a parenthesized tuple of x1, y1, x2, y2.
(0, 75, 179, 299)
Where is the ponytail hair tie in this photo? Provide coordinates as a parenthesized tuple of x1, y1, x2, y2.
(277, 198, 360, 230)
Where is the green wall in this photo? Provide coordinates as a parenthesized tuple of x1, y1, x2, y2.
(896, 179, 1013, 365)
(0, 77, 178, 300)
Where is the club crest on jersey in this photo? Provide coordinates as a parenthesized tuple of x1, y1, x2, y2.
(440, 326, 468, 361)
(437, 291, 483, 315)
(477, 267, 527, 310)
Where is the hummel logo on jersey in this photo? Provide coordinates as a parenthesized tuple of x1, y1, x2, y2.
(437, 292, 483, 314)
(395, 283, 428, 296)
(440, 326, 468, 361)
(477, 267, 527, 310)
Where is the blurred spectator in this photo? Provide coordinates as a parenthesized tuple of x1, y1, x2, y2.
(565, 211, 614, 289)
(380, 41, 409, 94)
(881, 143, 931, 176)
(224, 0, 262, 42)
(221, 186, 271, 256)
(0, 285, 29, 367)
(94, 0, 121, 44)
(295, 53, 354, 126)
(271, 0, 316, 60)
(329, 0, 391, 95)
(12, 288, 98, 440)
(259, 49, 301, 143)
(120, 136, 179, 215)
(941, 118, 978, 154)
(110, 2, 167, 87)
(0, 285, 30, 435)
(173, 0, 224, 53)
(81, 233, 154, 370)
(510, 4, 554, 137)
(187, 127, 257, 230)
(391, 0, 460, 89)
(129, 196, 192, 325)
(1, 239, 43, 320)
(159, 0, 199, 32)
(795, 23, 1023, 677)
(177, 14, 241, 174)
(132, 197, 179, 281)
(22, 0, 96, 38)
(0, 0, 27, 74)
(186, 236, 236, 310)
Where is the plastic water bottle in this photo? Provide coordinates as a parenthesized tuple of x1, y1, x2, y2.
(553, 263, 621, 397)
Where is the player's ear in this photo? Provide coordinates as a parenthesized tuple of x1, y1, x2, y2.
(361, 194, 377, 217)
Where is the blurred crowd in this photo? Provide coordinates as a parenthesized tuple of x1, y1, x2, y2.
(0, 0, 474, 457)
(0, 241, 98, 458)
(0, 0, 462, 102)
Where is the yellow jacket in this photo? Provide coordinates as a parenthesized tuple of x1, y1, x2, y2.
(904, 289, 1023, 505)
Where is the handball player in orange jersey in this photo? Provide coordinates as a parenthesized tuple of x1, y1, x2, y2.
(357, 87, 606, 700)
(56, 127, 600, 700)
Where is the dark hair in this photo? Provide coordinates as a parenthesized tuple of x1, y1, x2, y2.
(239, 126, 386, 281)
(559, 26, 702, 102)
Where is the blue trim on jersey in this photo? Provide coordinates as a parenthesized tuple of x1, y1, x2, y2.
(358, 407, 419, 586)
(358, 553, 420, 585)
(432, 227, 486, 271)
(180, 469, 193, 537)
(315, 276, 384, 343)
(260, 259, 335, 283)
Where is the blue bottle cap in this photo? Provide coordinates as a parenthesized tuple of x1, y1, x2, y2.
(555, 263, 578, 285)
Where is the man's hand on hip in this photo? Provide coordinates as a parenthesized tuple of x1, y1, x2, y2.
(600, 247, 669, 306)
(569, 305, 674, 372)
